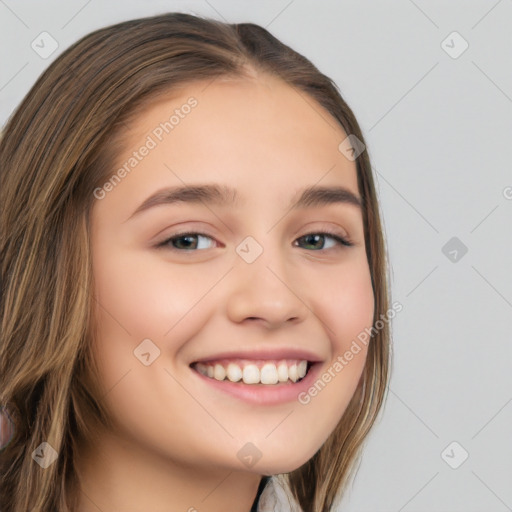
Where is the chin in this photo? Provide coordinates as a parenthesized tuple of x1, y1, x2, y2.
(251, 446, 319, 475)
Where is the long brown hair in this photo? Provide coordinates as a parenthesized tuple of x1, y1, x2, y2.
(0, 12, 391, 511)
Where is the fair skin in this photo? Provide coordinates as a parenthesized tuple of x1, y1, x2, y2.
(78, 72, 374, 512)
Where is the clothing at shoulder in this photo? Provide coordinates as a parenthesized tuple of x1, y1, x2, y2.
(257, 475, 303, 512)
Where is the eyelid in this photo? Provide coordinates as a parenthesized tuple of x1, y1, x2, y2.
(155, 230, 219, 250)
(299, 227, 354, 248)
(155, 225, 355, 251)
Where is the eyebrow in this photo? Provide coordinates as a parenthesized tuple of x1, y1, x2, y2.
(125, 183, 362, 222)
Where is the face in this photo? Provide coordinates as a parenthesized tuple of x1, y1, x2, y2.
(89, 73, 374, 475)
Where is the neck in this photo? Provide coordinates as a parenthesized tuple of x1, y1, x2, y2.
(74, 430, 264, 512)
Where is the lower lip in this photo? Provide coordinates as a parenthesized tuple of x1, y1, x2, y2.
(191, 362, 322, 405)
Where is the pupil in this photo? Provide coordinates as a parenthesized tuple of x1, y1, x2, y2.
(304, 234, 322, 249)
(176, 235, 196, 249)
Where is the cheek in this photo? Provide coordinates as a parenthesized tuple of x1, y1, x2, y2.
(89, 244, 227, 398)
(302, 258, 374, 415)
(88, 245, 222, 454)
(91, 246, 216, 341)
(319, 258, 375, 353)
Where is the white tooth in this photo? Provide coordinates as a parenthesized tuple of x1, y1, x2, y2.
(207, 365, 214, 378)
(260, 363, 279, 385)
(288, 364, 298, 383)
(242, 364, 260, 384)
(213, 364, 226, 381)
(226, 363, 242, 382)
(298, 360, 307, 379)
(277, 362, 289, 382)
(196, 363, 208, 376)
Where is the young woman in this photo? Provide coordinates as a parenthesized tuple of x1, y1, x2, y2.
(0, 12, 392, 512)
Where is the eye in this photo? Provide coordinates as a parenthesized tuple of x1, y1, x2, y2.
(156, 232, 216, 251)
(294, 230, 354, 251)
(156, 229, 353, 252)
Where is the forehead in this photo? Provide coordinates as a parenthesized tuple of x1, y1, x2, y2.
(105, 75, 359, 210)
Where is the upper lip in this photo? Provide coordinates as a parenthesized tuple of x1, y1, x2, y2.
(191, 348, 324, 365)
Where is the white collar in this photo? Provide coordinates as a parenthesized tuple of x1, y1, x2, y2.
(257, 475, 303, 512)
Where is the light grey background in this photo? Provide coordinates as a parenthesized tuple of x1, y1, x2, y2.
(1, 1, 511, 511)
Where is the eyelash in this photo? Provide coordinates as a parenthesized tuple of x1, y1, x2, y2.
(156, 228, 354, 252)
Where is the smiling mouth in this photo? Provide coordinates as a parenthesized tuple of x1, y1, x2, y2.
(190, 359, 313, 385)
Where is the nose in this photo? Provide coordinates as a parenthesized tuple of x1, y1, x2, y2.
(225, 242, 309, 329)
